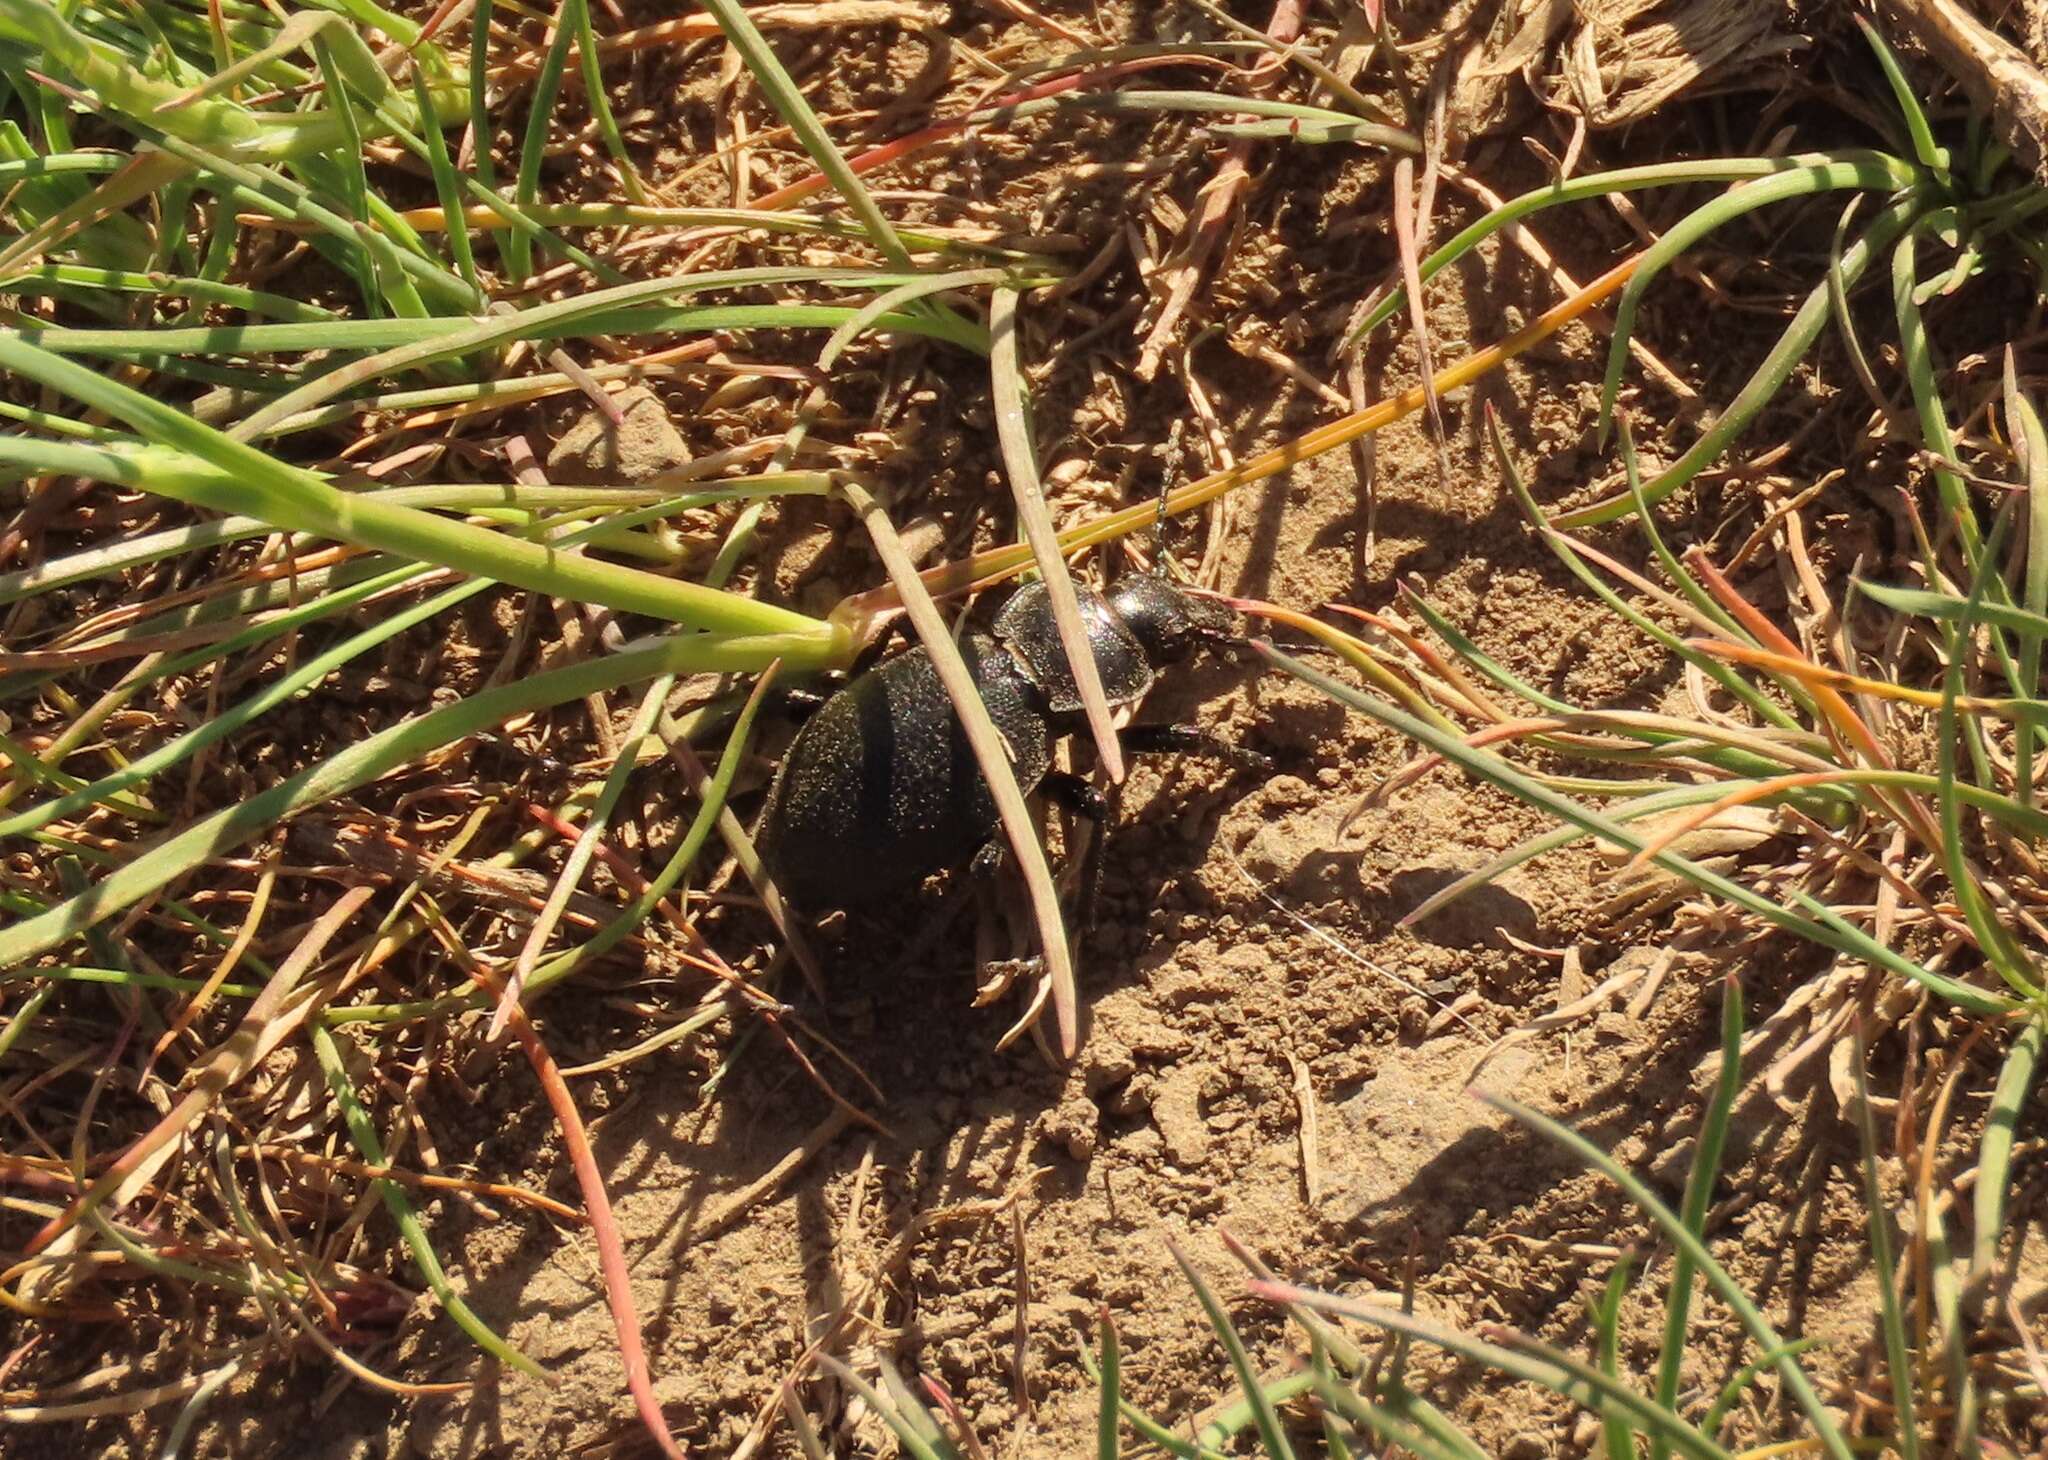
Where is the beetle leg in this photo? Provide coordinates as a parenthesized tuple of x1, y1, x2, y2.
(1123, 722, 1272, 773)
(778, 684, 834, 718)
(967, 838, 1006, 880)
(1041, 771, 1118, 939)
(1039, 770, 1108, 821)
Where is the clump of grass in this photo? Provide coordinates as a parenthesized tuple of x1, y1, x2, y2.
(1231, 27, 2048, 1449)
(0, 0, 1453, 1446)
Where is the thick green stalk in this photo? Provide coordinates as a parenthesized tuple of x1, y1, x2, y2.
(0, 336, 837, 641)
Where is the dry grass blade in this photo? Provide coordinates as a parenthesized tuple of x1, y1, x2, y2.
(836, 477, 1079, 1058)
(1391, 155, 1448, 474)
(23, 885, 375, 1263)
(989, 286, 1124, 783)
(482, 977, 683, 1459)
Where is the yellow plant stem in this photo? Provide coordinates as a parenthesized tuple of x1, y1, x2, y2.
(1694, 639, 2017, 715)
(831, 253, 1644, 636)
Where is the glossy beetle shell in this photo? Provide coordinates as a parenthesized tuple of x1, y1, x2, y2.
(992, 582, 1154, 714)
(756, 631, 1053, 908)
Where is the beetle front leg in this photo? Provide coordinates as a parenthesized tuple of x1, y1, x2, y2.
(1123, 722, 1272, 773)
(1041, 770, 1113, 939)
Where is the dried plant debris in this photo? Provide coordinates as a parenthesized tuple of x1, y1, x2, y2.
(1454, 0, 1811, 133)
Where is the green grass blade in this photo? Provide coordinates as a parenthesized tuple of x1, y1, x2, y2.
(1972, 1016, 2044, 1283)
(816, 1357, 953, 1460)
(1096, 1310, 1121, 1460)
(1699, 1339, 1826, 1442)
(1856, 16, 1947, 175)
(1931, 522, 2043, 998)
(1494, 412, 1798, 732)
(1892, 224, 1983, 564)
(309, 1022, 542, 1376)
(1195, 1373, 1316, 1452)
(0, 335, 837, 641)
(691, 0, 911, 268)
(2004, 356, 2048, 803)
(1167, 1237, 1298, 1460)
(333, 648, 773, 1026)
(1595, 1258, 1636, 1460)
(0, 263, 340, 321)
(1652, 975, 1744, 1460)
(1473, 1097, 1853, 1460)
(1077, 1337, 1231, 1460)
(1860, 579, 2048, 639)
(1307, 1339, 1354, 1460)
(1849, 1035, 1920, 1460)
(467, 0, 504, 261)
(409, 63, 478, 294)
(1598, 158, 1922, 440)
(1351, 154, 1906, 343)
(1557, 191, 1924, 528)
(568, 0, 645, 203)
(505, 0, 579, 282)
(224, 264, 992, 437)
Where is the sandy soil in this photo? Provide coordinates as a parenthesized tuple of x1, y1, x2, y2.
(19, 3, 2048, 1457)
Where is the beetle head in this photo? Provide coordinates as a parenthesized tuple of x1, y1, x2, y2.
(1104, 574, 1238, 664)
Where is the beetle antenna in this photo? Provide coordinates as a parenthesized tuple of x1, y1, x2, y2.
(1151, 419, 1187, 579)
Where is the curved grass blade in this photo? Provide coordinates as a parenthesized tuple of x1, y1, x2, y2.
(0, 263, 340, 322)
(225, 265, 990, 438)
(1597, 156, 1921, 441)
(1255, 642, 2014, 1014)
(1350, 153, 1905, 343)
(1556, 193, 1924, 528)
(1167, 1236, 1297, 1460)
(1699, 1339, 1825, 1442)
(408, 63, 478, 294)
(816, 1357, 955, 1460)
(1472, 1099, 1853, 1460)
(1856, 16, 1947, 176)
(1892, 224, 1983, 560)
(1492, 411, 1797, 733)
(1252, 1283, 1731, 1460)
(327, 660, 775, 1024)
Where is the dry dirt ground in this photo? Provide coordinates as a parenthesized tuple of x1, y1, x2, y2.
(25, 2, 2048, 1457)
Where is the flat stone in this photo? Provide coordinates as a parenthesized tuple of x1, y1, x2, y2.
(546, 385, 691, 484)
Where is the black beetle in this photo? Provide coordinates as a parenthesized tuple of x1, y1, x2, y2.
(755, 573, 1261, 910)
